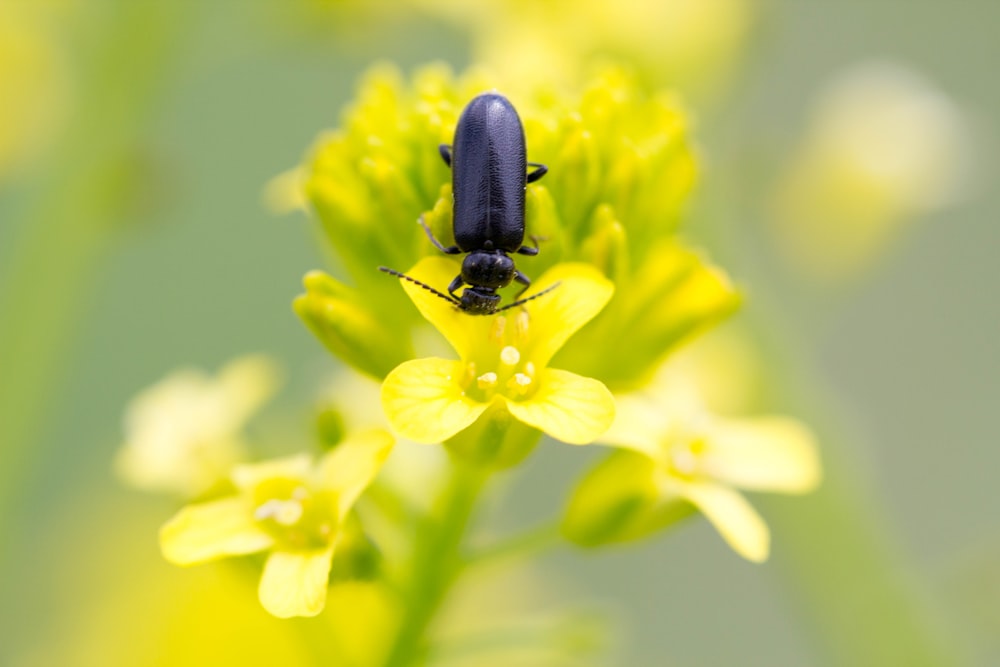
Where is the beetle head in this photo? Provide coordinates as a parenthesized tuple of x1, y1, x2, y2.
(459, 287, 501, 314)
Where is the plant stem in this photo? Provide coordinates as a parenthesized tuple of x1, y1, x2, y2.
(381, 458, 489, 667)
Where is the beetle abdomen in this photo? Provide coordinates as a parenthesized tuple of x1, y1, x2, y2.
(451, 93, 528, 253)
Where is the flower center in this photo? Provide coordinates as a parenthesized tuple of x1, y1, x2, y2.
(462, 314, 539, 403)
(665, 436, 709, 481)
(251, 477, 336, 550)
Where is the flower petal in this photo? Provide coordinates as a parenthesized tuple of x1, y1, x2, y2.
(381, 357, 491, 443)
(704, 417, 821, 493)
(397, 257, 497, 359)
(258, 547, 335, 618)
(520, 263, 614, 367)
(231, 454, 312, 491)
(160, 497, 273, 565)
(597, 394, 670, 460)
(319, 428, 394, 519)
(505, 368, 615, 445)
(677, 480, 769, 562)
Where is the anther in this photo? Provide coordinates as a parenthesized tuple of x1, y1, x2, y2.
(490, 316, 506, 344)
(477, 372, 498, 389)
(515, 310, 530, 339)
(671, 449, 698, 476)
(507, 373, 532, 396)
(462, 362, 477, 385)
(500, 345, 521, 366)
(255, 499, 304, 526)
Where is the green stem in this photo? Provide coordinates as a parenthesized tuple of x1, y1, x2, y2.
(382, 458, 489, 667)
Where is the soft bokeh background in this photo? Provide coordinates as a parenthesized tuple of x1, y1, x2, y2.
(1, 1, 997, 665)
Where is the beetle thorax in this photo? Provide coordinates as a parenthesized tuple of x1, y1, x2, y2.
(461, 251, 515, 290)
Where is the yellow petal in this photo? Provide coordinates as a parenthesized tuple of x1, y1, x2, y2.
(397, 257, 496, 359)
(319, 428, 394, 519)
(598, 394, 670, 460)
(678, 481, 770, 563)
(704, 417, 822, 493)
(231, 454, 312, 491)
(381, 358, 491, 443)
(397, 259, 614, 367)
(160, 497, 273, 565)
(258, 548, 335, 618)
(505, 368, 615, 445)
(520, 263, 614, 367)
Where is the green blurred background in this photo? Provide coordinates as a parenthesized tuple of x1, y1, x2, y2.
(1, 1, 997, 665)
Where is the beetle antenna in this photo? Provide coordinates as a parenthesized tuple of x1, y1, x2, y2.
(379, 266, 461, 306)
(497, 282, 561, 312)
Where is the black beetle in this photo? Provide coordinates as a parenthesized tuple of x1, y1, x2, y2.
(380, 92, 556, 315)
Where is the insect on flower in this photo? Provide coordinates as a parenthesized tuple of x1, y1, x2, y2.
(380, 92, 557, 315)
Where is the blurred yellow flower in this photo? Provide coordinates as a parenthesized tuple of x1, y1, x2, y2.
(772, 62, 969, 281)
(564, 372, 820, 562)
(382, 257, 615, 445)
(160, 429, 393, 618)
(411, 0, 752, 98)
(115, 355, 280, 497)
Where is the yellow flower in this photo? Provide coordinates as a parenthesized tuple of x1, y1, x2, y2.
(771, 62, 968, 281)
(160, 429, 393, 618)
(564, 389, 820, 562)
(411, 0, 752, 99)
(115, 355, 280, 497)
(381, 257, 615, 446)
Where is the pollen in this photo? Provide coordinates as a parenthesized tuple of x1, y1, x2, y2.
(671, 449, 699, 477)
(500, 345, 521, 365)
(507, 372, 533, 396)
(477, 372, 499, 389)
(255, 498, 305, 526)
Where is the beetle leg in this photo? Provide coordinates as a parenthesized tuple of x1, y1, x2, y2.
(512, 270, 532, 299)
(526, 162, 548, 183)
(439, 144, 453, 168)
(419, 215, 461, 254)
(447, 275, 465, 299)
(516, 235, 546, 256)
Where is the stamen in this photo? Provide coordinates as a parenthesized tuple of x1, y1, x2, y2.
(524, 361, 536, 378)
(489, 316, 506, 344)
(254, 499, 304, 526)
(671, 449, 698, 476)
(463, 362, 477, 385)
(507, 373, 533, 396)
(515, 310, 530, 340)
(477, 372, 498, 389)
(500, 345, 521, 366)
